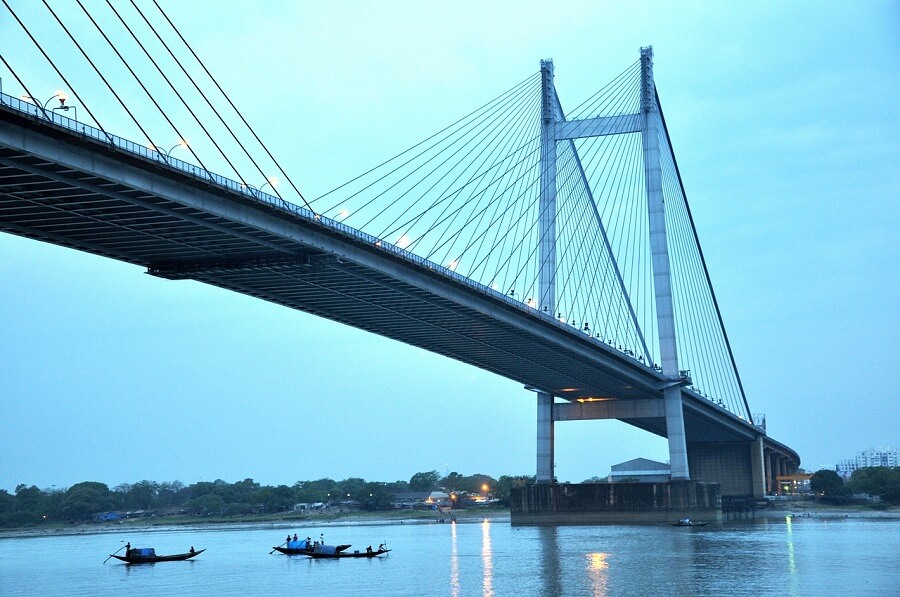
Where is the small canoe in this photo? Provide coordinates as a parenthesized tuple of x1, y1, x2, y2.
(111, 548, 205, 564)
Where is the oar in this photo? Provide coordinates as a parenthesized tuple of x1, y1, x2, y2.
(103, 542, 126, 564)
(269, 541, 287, 555)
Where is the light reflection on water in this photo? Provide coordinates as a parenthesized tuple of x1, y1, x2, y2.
(785, 515, 798, 597)
(0, 518, 897, 596)
(449, 520, 459, 596)
(586, 551, 610, 597)
(481, 519, 493, 596)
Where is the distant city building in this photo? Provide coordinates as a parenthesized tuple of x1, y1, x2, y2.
(835, 459, 857, 479)
(609, 458, 670, 483)
(835, 447, 898, 479)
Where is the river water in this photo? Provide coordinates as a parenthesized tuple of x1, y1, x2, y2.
(1, 516, 897, 596)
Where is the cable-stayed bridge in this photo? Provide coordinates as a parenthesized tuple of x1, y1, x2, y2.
(0, 2, 797, 502)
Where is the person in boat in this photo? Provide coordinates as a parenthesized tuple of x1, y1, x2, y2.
(190, 546, 195, 554)
(286, 535, 291, 545)
(378, 543, 384, 551)
(680, 518, 691, 525)
(125, 542, 131, 557)
(293, 534, 299, 542)
(366, 546, 372, 554)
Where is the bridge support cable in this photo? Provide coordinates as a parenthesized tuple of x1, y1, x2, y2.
(0, 0, 114, 143)
(99, 0, 267, 202)
(656, 92, 753, 421)
(147, 0, 314, 212)
(553, 90, 651, 364)
(1, 0, 314, 214)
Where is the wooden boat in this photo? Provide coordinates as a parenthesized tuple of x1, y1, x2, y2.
(308, 546, 391, 559)
(272, 544, 352, 556)
(669, 519, 709, 527)
(110, 547, 205, 564)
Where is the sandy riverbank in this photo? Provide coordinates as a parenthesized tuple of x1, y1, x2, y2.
(3, 504, 897, 539)
(0, 508, 510, 539)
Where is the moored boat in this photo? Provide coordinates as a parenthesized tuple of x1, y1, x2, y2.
(669, 518, 708, 527)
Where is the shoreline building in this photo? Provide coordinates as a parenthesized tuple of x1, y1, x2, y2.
(836, 447, 898, 479)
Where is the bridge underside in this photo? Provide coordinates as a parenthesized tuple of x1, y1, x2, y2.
(0, 105, 800, 476)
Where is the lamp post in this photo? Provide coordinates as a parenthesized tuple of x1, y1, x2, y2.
(149, 139, 187, 159)
(242, 176, 278, 197)
(21, 91, 74, 118)
(258, 176, 278, 194)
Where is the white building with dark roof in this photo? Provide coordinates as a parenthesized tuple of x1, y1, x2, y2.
(609, 458, 670, 483)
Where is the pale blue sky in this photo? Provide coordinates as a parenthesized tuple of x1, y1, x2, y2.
(1, 1, 898, 492)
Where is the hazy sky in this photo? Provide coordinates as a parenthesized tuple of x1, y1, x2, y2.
(1, 1, 898, 493)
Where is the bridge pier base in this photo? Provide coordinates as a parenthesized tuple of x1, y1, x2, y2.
(510, 481, 721, 525)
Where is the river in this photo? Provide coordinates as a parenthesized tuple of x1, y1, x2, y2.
(1, 515, 897, 596)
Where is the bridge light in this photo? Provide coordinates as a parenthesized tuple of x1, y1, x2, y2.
(526, 298, 536, 308)
(396, 235, 411, 249)
(258, 176, 278, 193)
(338, 209, 350, 220)
(447, 259, 459, 271)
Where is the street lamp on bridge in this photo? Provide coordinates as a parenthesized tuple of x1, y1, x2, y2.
(21, 91, 77, 120)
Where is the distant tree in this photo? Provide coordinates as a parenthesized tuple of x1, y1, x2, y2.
(847, 467, 900, 504)
(383, 480, 409, 494)
(157, 481, 186, 507)
(126, 480, 159, 510)
(582, 476, 607, 484)
(440, 471, 465, 491)
(356, 482, 393, 511)
(408, 471, 440, 492)
(488, 475, 533, 505)
(294, 478, 338, 503)
(188, 493, 226, 515)
(809, 469, 847, 497)
(59, 482, 116, 521)
(336, 477, 367, 501)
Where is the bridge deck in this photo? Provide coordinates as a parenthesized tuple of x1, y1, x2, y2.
(0, 99, 798, 463)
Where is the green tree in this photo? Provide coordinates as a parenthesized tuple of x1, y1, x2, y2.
(809, 469, 847, 497)
(409, 471, 440, 492)
(293, 478, 338, 503)
(356, 482, 393, 511)
(440, 471, 465, 491)
(59, 482, 116, 521)
(488, 475, 533, 505)
(847, 467, 900, 504)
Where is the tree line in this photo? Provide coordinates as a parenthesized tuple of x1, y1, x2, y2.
(809, 467, 900, 503)
(0, 471, 533, 527)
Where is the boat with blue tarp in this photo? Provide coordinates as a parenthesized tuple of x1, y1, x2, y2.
(110, 545, 204, 564)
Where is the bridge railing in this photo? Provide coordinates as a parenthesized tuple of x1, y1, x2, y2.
(0, 90, 662, 379)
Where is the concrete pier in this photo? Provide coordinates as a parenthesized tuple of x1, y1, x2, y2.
(510, 481, 722, 525)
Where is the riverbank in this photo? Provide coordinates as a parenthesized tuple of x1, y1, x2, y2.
(3, 503, 897, 539)
(0, 507, 510, 539)
(756, 501, 900, 520)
